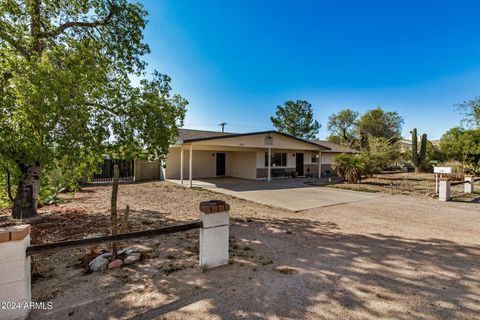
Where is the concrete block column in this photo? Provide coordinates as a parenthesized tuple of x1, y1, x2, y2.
(199, 200, 230, 269)
(464, 175, 475, 194)
(438, 179, 451, 202)
(0, 225, 31, 320)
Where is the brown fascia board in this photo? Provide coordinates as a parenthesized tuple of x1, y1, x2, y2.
(179, 130, 331, 150)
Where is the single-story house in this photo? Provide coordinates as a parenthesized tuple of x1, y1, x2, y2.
(164, 129, 357, 186)
(92, 129, 357, 184)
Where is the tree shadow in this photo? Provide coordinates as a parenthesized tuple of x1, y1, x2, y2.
(48, 217, 478, 320)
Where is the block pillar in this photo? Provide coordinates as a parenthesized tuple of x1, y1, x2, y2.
(0, 225, 31, 320)
(199, 200, 230, 269)
(438, 179, 451, 202)
(464, 175, 475, 194)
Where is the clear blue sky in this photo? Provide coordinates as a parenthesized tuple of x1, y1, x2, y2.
(139, 0, 480, 140)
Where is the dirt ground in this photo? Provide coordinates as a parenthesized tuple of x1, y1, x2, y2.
(1, 179, 480, 320)
(314, 172, 472, 198)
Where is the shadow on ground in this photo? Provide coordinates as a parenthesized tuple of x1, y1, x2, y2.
(31, 216, 480, 320)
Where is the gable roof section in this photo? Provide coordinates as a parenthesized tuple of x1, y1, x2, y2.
(309, 140, 358, 153)
(176, 129, 331, 150)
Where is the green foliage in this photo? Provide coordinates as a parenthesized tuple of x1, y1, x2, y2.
(0, 0, 188, 212)
(411, 128, 427, 172)
(360, 137, 401, 176)
(271, 100, 321, 139)
(357, 108, 403, 147)
(327, 107, 403, 149)
(456, 97, 480, 128)
(332, 154, 365, 183)
(440, 127, 480, 174)
(326, 109, 359, 147)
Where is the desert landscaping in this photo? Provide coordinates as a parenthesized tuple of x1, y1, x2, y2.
(1, 178, 478, 319)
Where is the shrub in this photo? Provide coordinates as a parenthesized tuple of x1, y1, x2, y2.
(332, 154, 365, 183)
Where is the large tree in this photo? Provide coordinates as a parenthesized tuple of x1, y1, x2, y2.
(0, 0, 187, 218)
(440, 127, 480, 173)
(456, 97, 480, 128)
(271, 100, 320, 139)
(326, 109, 359, 147)
(357, 107, 403, 147)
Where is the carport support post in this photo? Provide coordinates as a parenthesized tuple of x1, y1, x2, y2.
(267, 147, 271, 181)
(180, 144, 184, 185)
(464, 175, 475, 194)
(438, 178, 451, 201)
(189, 144, 193, 188)
(318, 151, 322, 178)
(0, 225, 31, 320)
(199, 201, 230, 269)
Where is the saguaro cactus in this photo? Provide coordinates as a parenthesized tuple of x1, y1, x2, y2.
(411, 128, 427, 173)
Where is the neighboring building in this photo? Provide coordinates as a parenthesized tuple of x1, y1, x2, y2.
(164, 129, 357, 186)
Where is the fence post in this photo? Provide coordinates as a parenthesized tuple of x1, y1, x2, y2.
(199, 200, 230, 269)
(0, 225, 31, 320)
(438, 178, 451, 202)
(464, 175, 475, 194)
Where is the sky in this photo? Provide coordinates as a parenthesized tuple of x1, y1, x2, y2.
(138, 0, 480, 140)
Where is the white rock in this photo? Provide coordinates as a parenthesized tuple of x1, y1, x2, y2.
(89, 256, 108, 272)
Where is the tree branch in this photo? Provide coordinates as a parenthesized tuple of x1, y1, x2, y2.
(0, 30, 30, 59)
(38, 10, 115, 39)
(5, 167, 14, 202)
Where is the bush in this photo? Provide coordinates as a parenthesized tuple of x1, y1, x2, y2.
(332, 154, 365, 183)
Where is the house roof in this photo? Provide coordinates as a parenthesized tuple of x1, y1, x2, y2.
(176, 129, 329, 149)
(176, 129, 233, 143)
(308, 140, 358, 153)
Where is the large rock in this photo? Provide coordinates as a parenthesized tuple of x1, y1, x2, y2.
(108, 259, 123, 269)
(89, 256, 109, 272)
(124, 253, 141, 265)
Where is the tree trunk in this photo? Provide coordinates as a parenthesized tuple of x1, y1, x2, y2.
(5, 167, 14, 201)
(12, 163, 41, 219)
(414, 166, 420, 174)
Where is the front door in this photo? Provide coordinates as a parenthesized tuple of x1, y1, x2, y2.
(216, 153, 226, 176)
(295, 153, 304, 176)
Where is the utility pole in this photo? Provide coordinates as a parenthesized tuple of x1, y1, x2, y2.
(219, 122, 227, 133)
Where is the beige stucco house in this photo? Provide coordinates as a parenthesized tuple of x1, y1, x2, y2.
(164, 129, 357, 186)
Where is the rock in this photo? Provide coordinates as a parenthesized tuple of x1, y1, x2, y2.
(89, 256, 108, 272)
(108, 259, 123, 269)
(99, 252, 112, 259)
(128, 244, 153, 254)
(124, 253, 141, 265)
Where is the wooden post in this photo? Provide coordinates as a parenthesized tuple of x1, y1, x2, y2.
(111, 164, 119, 258)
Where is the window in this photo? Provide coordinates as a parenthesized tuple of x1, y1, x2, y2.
(311, 153, 319, 163)
(265, 152, 287, 167)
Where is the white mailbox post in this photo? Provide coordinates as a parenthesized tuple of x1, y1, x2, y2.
(199, 200, 230, 269)
(434, 167, 452, 195)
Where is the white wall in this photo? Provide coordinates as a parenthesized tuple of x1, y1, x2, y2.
(226, 152, 256, 179)
(165, 148, 216, 179)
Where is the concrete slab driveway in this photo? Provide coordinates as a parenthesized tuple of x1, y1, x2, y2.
(192, 178, 381, 211)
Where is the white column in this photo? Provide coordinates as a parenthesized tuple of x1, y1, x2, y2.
(180, 145, 184, 185)
(318, 151, 322, 178)
(0, 225, 31, 320)
(439, 179, 451, 201)
(189, 144, 193, 188)
(464, 175, 475, 193)
(267, 147, 271, 181)
(199, 201, 230, 269)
